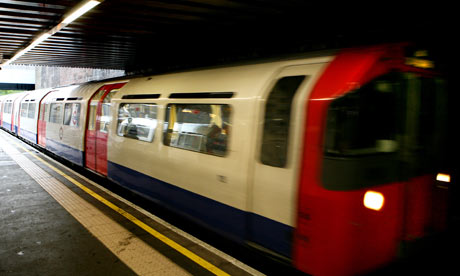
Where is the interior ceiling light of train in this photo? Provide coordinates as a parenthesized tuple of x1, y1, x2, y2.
(0, 0, 455, 74)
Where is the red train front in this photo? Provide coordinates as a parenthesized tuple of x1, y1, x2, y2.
(293, 44, 449, 275)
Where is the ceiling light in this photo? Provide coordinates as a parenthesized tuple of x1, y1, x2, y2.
(0, 0, 101, 67)
(62, 0, 101, 25)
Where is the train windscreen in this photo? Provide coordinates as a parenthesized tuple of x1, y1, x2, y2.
(321, 72, 447, 190)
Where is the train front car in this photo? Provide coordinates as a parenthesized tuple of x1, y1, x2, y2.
(293, 44, 448, 275)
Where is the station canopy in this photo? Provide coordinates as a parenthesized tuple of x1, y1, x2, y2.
(0, 0, 453, 73)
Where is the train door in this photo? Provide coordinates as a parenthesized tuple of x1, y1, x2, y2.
(37, 91, 53, 147)
(249, 64, 325, 257)
(37, 102, 47, 146)
(0, 99, 3, 127)
(85, 82, 126, 175)
(12, 93, 28, 133)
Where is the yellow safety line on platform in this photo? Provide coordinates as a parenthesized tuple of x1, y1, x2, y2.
(8, 138, 231, 276)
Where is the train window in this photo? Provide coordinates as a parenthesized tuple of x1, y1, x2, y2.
(63, 103, 81, 127)
(43, 104, 49, 121)
(20, 103, 28, 117)
(117, 103, 158, 142)
(49, 103, 63, 124)
(27, 103, 36, 118)
(71, 104, 81, 127)
(5, 102, 12, 114)
(63, 103, 72, 125)
(324, 74, 400, 156)
(163, 104, 231, 157)
(261, 76, 306, 167)
(322, 72, 448, 190)
(99, 90, 118, 133)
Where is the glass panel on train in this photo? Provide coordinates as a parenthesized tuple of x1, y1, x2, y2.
(70, 103, 81, 127)
(99, 90, 118, 133)
(63, 103, 80, 126)
(117, 103, 158, 142)
(324, 74, 401, 156)
(20, 103, 28, 117)
(322, 72, 448, 190)
(88, 89, 106, 131)
(261, 76, 306, 167)
(163, 104, 231, 157)
(27, 103, 36, 118)
(63, 103, 72, 125)
(49, 103, 63, 124)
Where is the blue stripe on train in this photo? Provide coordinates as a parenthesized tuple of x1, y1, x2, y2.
(3, 121, 12, 131)
(19, 128, 37, 143)
(46, 138, 84, 166)
(107, 161, 293, 257)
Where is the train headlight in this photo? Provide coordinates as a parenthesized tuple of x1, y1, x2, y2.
(436, 173, 451, 183)
(363, 191, 385, 211)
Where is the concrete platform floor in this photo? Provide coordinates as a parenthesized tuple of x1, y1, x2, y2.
(0, 131, 263, 276)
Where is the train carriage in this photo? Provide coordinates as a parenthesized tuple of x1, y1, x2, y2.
(107, 56, 331, 256)
(17, 88, 55, 143)
(1, 92, 28, 133)
(0, 44, 450, 276)
(39, 83, 102, 166)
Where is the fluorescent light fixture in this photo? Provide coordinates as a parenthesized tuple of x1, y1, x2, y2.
(2, 33, 52, 66)
(1, 0, 101, 67)
(62, 0, 101, 24)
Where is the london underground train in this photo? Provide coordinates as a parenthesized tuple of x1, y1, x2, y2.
(0, 44, 450, 276)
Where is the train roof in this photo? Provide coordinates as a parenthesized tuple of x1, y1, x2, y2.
(115, 55, 333, 100)
(1, 91, 28, 102)
(41, 83, 100, 103)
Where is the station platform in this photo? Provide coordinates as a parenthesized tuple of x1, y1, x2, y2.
(0, 130, 264, 276)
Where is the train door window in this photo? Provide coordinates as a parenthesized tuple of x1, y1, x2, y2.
(260, 76, 306, 167)
(44, 104, 50, 121)
(39, 104, 45, 120)
(70, 103, 81, 127)
(88, 89, 106, 131)
(117, 103, 158, 142)
(49, 103, 63, 124)
(63, 103, 73, 125)
(403, 74, 447, 171)
(163, 104, 232, 157)
(63, 103, 81, 127)
(99, 89, 118, 133)
(27, 103, 36, 118)
(20, 103, 28, 117)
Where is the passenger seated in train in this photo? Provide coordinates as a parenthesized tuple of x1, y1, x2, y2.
(206, 123, 228, 155)
(124, 117, 138, 139)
